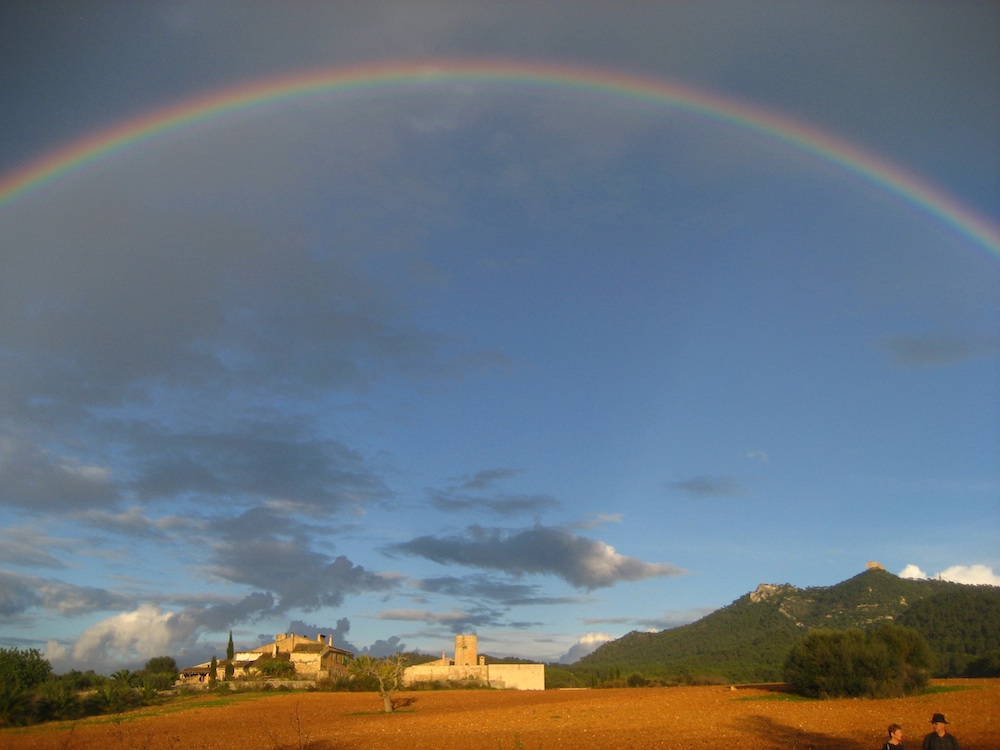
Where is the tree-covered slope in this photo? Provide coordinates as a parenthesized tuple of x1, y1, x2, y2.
(571, 568, 1000, 683)
(899, 588, 1000, 675)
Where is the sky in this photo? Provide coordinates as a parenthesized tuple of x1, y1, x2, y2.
(0, 2, 998, 673)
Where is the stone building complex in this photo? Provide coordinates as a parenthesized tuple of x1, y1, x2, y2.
(178, 632, 353, 684)
(403, 634, 545, 690)
(178, 631, 544, 691)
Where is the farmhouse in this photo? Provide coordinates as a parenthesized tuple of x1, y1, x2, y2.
(178, 632, 354, 685)
(404, 635, 545, 690)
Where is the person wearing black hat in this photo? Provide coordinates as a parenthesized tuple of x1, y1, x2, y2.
(922, 713, 960, 750)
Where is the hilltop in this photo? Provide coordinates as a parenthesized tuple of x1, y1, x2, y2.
(568, 567, 1000, 683)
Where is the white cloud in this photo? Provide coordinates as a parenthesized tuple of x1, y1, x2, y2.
(43, 639, 70, 666)
(560, 631, 613, 664)
(899, 563, 1000, 586)
(937, 564, 1000, 586)
(71, 605, 184, 667)
(899, 564, 927, 579)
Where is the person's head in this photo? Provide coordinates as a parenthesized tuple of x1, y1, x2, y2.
(887, 724, 903, 742)
(930, 713, 949, 736)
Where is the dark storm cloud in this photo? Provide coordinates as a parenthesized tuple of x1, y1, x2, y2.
(0, 572, 42, 620)
(359, 636, 408, 658)
(0, 571, 135, 621)
(664, 475, 747, 498)
(172, 592, 277, 633)
(282, 617, 406, 656)
(207, 507, 397, 611)
(376, 607, 502, 633)
(0, 437, 117, 511)
(417, 575, 586, 606)
(287, 617, 354, 650)
(879, 334, 1000, 368)
(0, 177, 492, 426)
(0, 206, 243, 407)
(0, 528, 68, 568)
(388, 524, 686, 590)
(129, 428, 390, 510)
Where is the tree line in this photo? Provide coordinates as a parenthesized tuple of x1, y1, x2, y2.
(0, 648, 181, 726)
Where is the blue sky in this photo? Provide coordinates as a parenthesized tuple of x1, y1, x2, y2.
(1, 2, 997, 672)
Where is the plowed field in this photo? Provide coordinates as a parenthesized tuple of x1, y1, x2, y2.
(3, 680, 997, 750)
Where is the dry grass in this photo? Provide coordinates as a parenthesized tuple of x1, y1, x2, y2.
(1, 679, 997, 750)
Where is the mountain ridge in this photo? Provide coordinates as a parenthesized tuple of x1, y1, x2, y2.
(570, 566, 1000, 682)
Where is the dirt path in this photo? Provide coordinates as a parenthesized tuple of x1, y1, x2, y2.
(3, 680, 997, 750)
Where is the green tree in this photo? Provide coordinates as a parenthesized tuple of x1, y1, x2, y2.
(0, 647, 52, 690)
(349, 654, 407, 712)
(225, 631, 235, 680)
(783, 624, 932, 699)
(140, 656, 179, 690)
(966, 650, 1000, 677)
(899, 589, 1000, 676)
(209, 656, 218, 687)
(868, 622, 934, 694)
(143, 656, 179, 675)
(58, 669, 105, 691)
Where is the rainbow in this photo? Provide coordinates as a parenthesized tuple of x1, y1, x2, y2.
(2, 59, 998, 257)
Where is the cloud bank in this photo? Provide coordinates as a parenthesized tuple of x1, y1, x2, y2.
(899, 563, 1000, 586)
(388, 524, 687, 590)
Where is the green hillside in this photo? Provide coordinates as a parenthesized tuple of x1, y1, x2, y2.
(569, 568, 1000, 683)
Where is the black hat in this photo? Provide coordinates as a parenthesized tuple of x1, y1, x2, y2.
(931, 713, 948, 724)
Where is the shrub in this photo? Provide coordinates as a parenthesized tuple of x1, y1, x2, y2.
(783, 623, 933, 699)
(255, 658, 296, 678)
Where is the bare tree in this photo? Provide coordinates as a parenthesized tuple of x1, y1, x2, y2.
(348, 654, 407, 713)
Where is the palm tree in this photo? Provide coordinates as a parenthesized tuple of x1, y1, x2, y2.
(0, 682, 33, 726)
(111, 669, 137, 687)
(94, 682, 124, 714)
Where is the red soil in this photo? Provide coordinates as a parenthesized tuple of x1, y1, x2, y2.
(2, 680, 997, 750)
